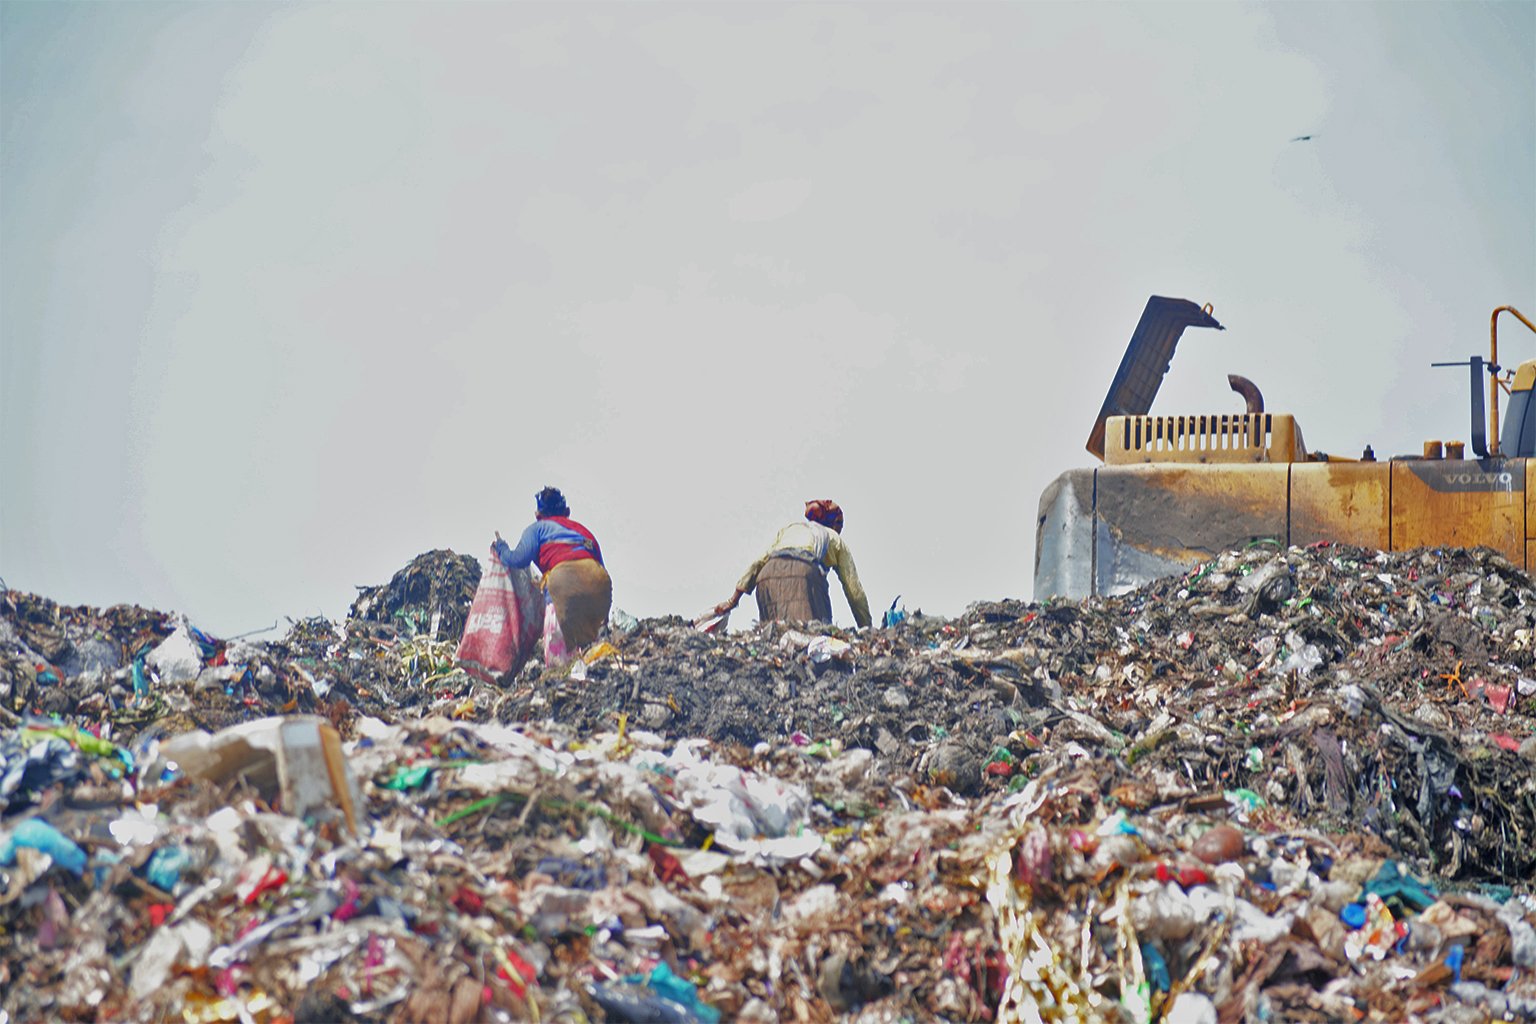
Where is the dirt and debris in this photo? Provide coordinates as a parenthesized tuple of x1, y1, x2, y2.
(1, 541, 1533, 1023)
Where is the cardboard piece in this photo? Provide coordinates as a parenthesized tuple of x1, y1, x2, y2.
(157, 716, 362, 834)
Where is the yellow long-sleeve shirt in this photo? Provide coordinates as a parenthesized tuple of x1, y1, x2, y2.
(735, 521, 872, 628)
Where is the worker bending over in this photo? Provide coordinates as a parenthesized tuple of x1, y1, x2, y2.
(714, 499, 871, 628)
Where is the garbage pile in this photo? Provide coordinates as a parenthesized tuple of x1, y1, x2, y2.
(348, 550, 482, 643)
(0, 541, 1532, 1023)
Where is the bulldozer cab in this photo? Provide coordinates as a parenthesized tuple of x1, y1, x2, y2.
(1504, 362, 1535, 457)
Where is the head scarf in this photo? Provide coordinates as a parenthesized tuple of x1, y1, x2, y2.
(535, 486, 570, 518)
(804, 499, 844, 533)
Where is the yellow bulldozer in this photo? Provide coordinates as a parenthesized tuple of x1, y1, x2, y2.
(1034, 297, 1536, 599)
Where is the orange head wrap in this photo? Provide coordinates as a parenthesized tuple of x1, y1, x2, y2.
(804, 499, 844, 533)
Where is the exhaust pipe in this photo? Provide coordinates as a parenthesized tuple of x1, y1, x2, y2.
(1227, 374, 1264, 414)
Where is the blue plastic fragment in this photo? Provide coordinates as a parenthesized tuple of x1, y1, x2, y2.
(92, 850, 122, 887)
(145, 846, 192, 892)
(614, 962, 721, 1024)
(1141, 942, 1170, 992)
(1340, 903, 1367, 929)
(1445, 944, 1464, 983)
(0, 819, 87, 875)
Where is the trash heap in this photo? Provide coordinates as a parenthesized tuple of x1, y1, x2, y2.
(0, 541, 1533, 1024)
(347, 550, 482, 643)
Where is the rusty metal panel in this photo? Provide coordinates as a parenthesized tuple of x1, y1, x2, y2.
(1094, 464, 1288, 595)
(1034, 469, 1097, 600)
(1527, 539, 1535, 571)
(1290, 462, 1391, 549)
(1087, 297, 1224, 459)
(1530, 459, 1535, 540)
(1390, 459, 1524, 561)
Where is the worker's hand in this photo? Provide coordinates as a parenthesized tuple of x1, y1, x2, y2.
(711, 591, 743, 617)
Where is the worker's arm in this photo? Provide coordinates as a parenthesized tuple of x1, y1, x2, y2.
(829, 537, 872, 628)
(493, 523, 543, 573)
(712, 588, 746, 617)
(734, 552, 770, 596)
(713, 553, 770, 616)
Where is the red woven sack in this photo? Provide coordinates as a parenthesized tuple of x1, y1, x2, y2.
(456, 553, 542, 683)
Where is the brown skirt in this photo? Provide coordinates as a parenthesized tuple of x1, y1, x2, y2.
(544, 559, 613, 649)
(755, 555, 832, 624)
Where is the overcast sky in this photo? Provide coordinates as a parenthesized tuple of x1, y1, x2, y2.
(3, 2, 1533, 636)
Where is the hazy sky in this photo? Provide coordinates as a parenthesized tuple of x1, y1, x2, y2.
(3, 2, 1533, 635)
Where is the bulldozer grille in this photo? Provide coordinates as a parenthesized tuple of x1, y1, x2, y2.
(1105, 413, 1302, 464)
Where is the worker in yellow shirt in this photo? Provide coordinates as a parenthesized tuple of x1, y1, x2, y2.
(713, 500, 872, 628)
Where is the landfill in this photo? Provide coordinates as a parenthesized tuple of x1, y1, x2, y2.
(1, 541, 1534, 1024)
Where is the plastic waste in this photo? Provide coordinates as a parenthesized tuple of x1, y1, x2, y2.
(646, 742, 821, 861)
(132, 650, 150, 699)
(583, 641, 621, 664)
(1498, 896, 1536, 968)
(58, 635, 120, 678)
(381, 763, 434, 790)
(1165, 992, 1218, 1024)
(1339, 683, 1366, 718)
(1343, 893, 1403, 961)
(1449, 981, 1536, 1021)
(806, 635, 851, 664)
(0, 818, 87, 875)
(1445, 943, 1464, 982)
(609, 608, 640, 635)
(0, 734, 83, 809)
(543, 600, 569, 665)
(144, 845, 192, 892)
(590, 983, 700, 1023)
(694, 608, 729, 634)
(1140, 942, 1170, 992)
(22, 723, 120, 761)
(1277, 634, 1324, 677)
(632, 963, 721, 1024)
(536, 856, 606, 891)
(1362, 860, 1438, 915)
(129, 918, 214, 1000)
(1231, 899, 1293, 943)
(146, 622, 206, 684)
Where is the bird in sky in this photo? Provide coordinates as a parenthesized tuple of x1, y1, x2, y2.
(1291, 134, 1315, 142)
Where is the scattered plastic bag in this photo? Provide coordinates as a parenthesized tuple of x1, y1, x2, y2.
(146, 621, 205, 684)
(694, 610, 729, 634)
(0, 818, 86, 875)
(807, 636, 852, 664)
(543, 600, 568, 666)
